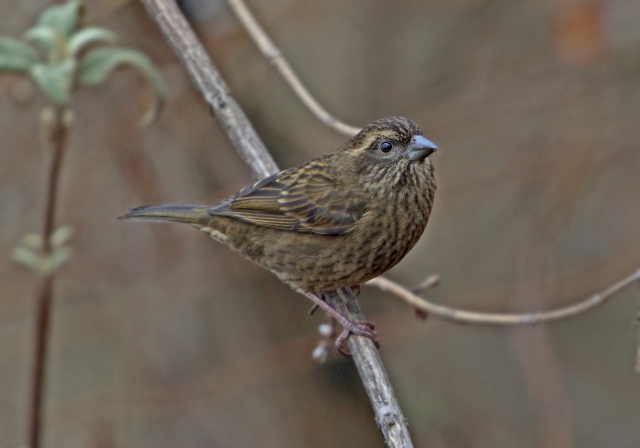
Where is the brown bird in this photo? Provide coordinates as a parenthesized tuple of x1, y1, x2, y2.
(119, 117, 437, 351)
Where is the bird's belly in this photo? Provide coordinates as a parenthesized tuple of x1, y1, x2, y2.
(212, 215, 426, 291)
(208, 205, 429, 292)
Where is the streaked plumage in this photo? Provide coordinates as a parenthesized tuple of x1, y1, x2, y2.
(119, 117, 438, 351)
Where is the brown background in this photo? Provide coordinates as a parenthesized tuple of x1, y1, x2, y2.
(1, 0, 639, 447)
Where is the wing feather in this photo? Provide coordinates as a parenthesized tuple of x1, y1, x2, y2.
(207, 163, 367, 234)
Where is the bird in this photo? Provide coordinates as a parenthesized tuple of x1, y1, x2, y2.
(119, 117, 438, 352)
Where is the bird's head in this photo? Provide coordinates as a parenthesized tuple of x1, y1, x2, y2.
(340, 117, 438, 188)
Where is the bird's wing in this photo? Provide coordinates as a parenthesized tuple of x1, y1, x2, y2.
(208, 165, 367, 235)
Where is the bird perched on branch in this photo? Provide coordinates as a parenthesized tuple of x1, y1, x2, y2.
(119, 117, 438, 352)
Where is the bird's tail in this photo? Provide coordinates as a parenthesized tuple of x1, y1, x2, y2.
(117, 204, 210, 225)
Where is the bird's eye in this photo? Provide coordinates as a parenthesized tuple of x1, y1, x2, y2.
(380, 141, 392, 153)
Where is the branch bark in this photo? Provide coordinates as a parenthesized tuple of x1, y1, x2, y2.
(326, 288, 413, 446)
(138, 1, 414, 446)
(226, 0, 361, 137)
(367, 270, 640, 325)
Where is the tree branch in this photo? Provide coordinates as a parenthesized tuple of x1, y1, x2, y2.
(326, 288, 414, 446)
(367, 269, 640, 325)
(226, 0, 361, 137)
(137, 1, 414, 446)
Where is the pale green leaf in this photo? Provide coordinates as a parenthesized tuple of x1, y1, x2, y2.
(49, 247, 72, 271)
(0, 36, 39, 62)
(0, 36, 39, 71)
(13, 246, 43, 272)
(30, 59, 76, 106)
(50, 225, 73, 247)
(68, 27, 117, 57)
(23, 26, 57, 56)
(21, 234, 43, 250)
(78, 47, 166, 124)
(38, 0, 84, 37)
(0, 55, 33, 72)
(25, 25, 69, 63)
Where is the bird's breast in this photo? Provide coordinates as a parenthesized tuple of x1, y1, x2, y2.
(351, 185, 434, 280)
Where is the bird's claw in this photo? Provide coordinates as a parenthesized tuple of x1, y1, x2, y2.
(335, 321, 379, 355)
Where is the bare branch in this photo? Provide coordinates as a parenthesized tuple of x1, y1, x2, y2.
(326, 288, 414, 447)
(138, 1, 413, 446)
(411, 274, 440, 294)
(367, 269, 640, 325)
(226, 0, 361, 137)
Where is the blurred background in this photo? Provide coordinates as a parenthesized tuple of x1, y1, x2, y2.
(1, 0, 640, 447)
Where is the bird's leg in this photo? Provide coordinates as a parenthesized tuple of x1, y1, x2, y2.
(308, 288, 357, 314)
(305, 292, 379, 355)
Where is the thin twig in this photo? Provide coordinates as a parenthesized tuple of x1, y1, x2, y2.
(138, 1, 414, 446)
(28, 107, 69, 448)
(226, 0, 361, 137)
(367, 269, 640, 325)
(411, 274, 440, 294)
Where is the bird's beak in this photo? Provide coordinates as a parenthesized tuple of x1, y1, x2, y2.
(406, 135, 438, 161)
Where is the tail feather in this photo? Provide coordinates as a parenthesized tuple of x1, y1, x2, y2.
(117, 204, 209, 225)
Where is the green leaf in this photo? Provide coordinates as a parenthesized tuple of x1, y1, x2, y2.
(24, 25, 58, 56)
(30, 58, 76, 106)
(0, 37, 39, 72)
(38, 0, 84, 37)
(77, 47, 163, 87)
(49, 247, 72, 272)
(68, 27, 117, 57)
(0, 36, 39, 61)
(21, 234, 43, 250)
(0, 54, 33, 72)
(13, 246, 43, 273)
(50, 225, 73, 247)
(78, 47, 166, 124)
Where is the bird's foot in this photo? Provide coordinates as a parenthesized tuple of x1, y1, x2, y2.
(335, 320, 379, 355)
(305, 291, 380, 356)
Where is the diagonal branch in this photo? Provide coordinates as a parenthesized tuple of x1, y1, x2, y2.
(137, 1, 413, 446)
(327, 288, 414, 447)
(226, 0, 361, 137)
(367, 269, 640, 325)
